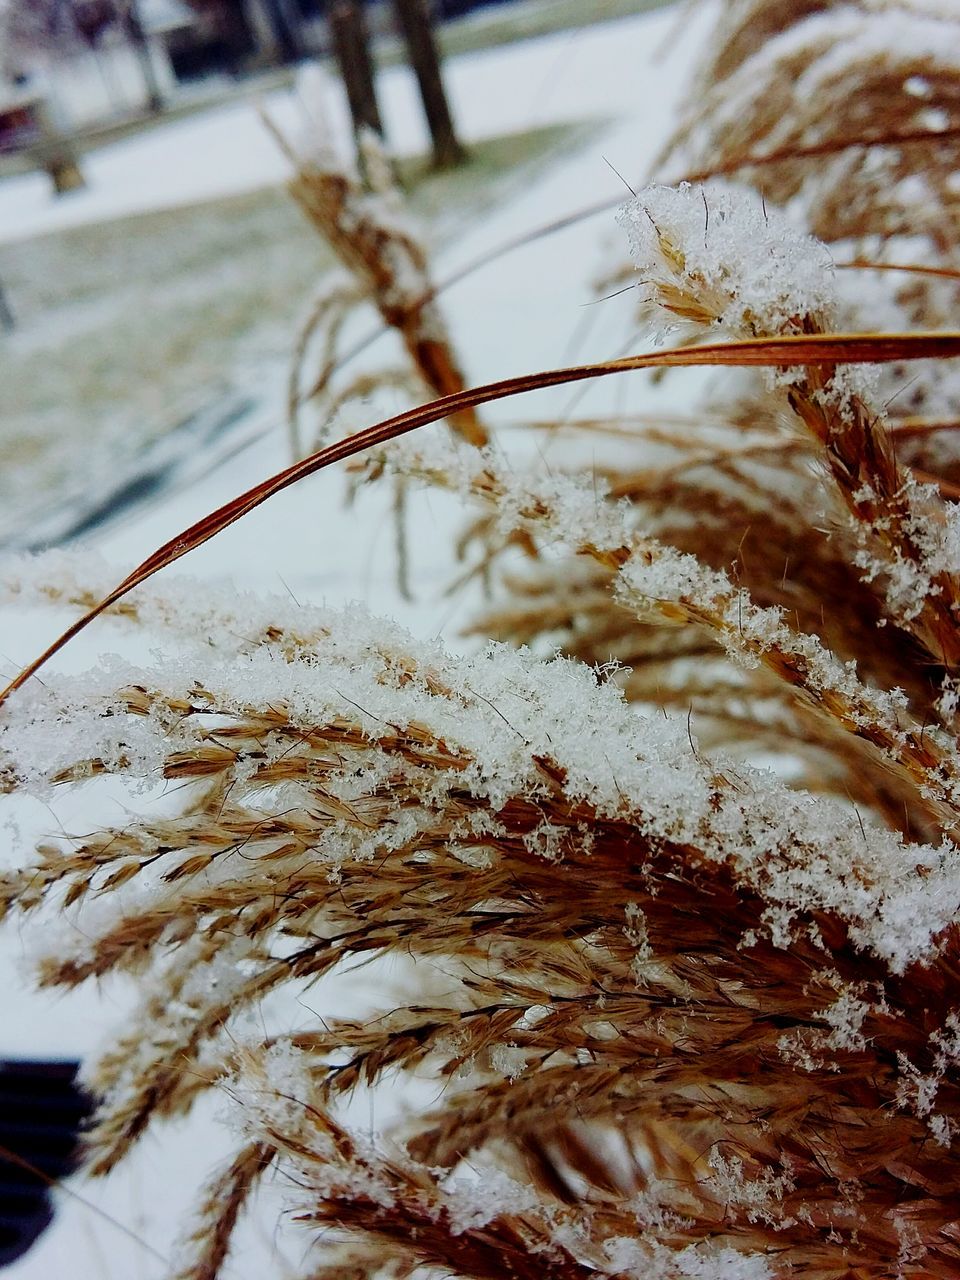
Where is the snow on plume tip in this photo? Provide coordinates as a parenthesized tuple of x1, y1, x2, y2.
(618, 181, 837, 336)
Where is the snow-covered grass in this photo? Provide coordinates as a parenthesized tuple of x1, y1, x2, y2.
(6, 0, 960, 1271)
(0, 5, 708, 1273)
(0, 121, 587, 542)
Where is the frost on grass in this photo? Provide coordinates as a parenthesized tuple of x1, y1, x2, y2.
(653, 0, 960, 439)
(8, 589, 959, 977)
(613, 181, 960, 676)
(385, 437, 960, 842)
(618, 180, 837, 340)
(3, 543, 960, 1275)
(5, 28, 960, 1267)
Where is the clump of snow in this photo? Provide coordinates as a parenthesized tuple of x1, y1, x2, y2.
(289, 62, 351, 173)
(601, 1236, 775, 1280)
(390, 441, 960, 839)
(904, 74, 932, 97)
(679, 6, 960, 183)
(228, 1040, 398, 1213)
(851, 476, 960, 623)
(489, 1042, 527, 1081)
(438, 1165, 540, 1234)
(5, 580, 960, 975)
(618, 181, 836, 338)
(778, 981, 884, 1072)
(705, 1151, 795, 1227)
(0, 547, 345, 660)
(895, 1012, 960, 1142)
(615, 183, 893, 437)
(790, 10, 960, 116)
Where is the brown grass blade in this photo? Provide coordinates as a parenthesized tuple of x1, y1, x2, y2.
(836, 260, 960, 282)
(2, 330, 959, 709)
(891, 417, 960, 438)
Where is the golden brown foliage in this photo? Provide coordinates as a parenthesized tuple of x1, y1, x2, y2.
(3, 4, 960, 1278)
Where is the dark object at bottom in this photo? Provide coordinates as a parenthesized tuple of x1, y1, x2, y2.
(0, 1061, 90, 1265)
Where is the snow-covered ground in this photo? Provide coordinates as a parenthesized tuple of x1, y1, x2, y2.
(0, 4, 716, 1275)
(0, 0, 686, 547)
(0, 9, 681, 245)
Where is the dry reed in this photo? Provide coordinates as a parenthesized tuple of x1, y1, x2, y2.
(2, 4, 960, 1277)
(264, 93, 487, 457)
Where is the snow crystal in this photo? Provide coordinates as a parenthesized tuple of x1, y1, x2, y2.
(623, 901, 651, 953)
(705, 1152, 795, 1227)
(851, 476, 960, 623)
(928, 1113, 955, 1147)
(818, 988, 874, 1053)
(603, 1237, 774, 1280)
(778, 982, 882, 1072)
(895, 1216, 927, 1267)
(489, 1042, 527, 1081)
(438, 1165, 539, 1234)
(522, 820, 568, 861)
(896, 1011, 960, 1137)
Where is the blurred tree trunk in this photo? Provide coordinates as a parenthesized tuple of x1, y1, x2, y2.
(329, 2, 383, 140)
(391, 0, 464, 168)
(260, 0, 304, 61)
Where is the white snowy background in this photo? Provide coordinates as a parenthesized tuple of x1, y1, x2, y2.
(0, 2, 718, 1274)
